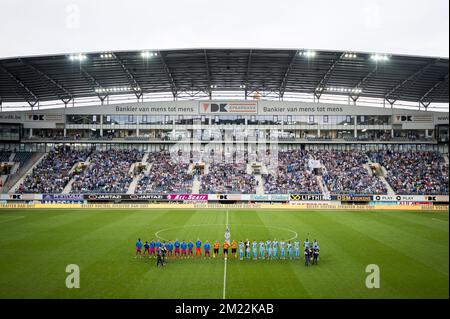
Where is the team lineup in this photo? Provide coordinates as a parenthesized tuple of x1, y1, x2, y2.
(135, 237, 320, 267)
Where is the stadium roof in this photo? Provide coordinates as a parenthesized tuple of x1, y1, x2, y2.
(0, 48, 448, 107)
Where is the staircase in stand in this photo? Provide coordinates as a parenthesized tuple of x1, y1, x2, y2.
(254, 174, 264, 195)
(8, 153, 46, 193)
(315, 175, 329, 196)
(192, 176, 200, 194)
(62, 157, 91, 194)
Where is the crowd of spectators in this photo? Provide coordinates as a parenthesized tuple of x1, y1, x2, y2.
(262, 150, 321, 194)
(17, 146, 90, 193)
(313, 150, 387, 195)
(11, 146, 449, 196)
(135, 151, 193, 194)
(199, 162, 257, 194)
(71, 149, 144, 193)
(368, 150, 449, 195)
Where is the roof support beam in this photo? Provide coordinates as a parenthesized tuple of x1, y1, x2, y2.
(419, 73, 449, 104)
(111, 53, 143, 99)
(244, 49, 253, 99)
(384, 59, 439, 101)
(78, 67, 107, 102)
(203, 50, 212, 99)
(19, 59, 73, 104)
(0, 64, 39, 107)
(348, 66, 379, 101)
(158, 51, 178, 99)
(279, 50, 299, 99)
(313, 52, 345, 99)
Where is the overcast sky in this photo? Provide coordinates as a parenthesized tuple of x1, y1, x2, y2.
(0, 0, 448, 58)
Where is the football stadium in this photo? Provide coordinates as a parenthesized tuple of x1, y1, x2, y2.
(0, 48, 448, 300)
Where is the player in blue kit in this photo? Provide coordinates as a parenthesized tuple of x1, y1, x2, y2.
(295, 240, 300, 259)
(143, 241, 150, 256)
(204, 240, 211, 258)
(174, 240, 181, 257)
(166, 240, 173, 257)
(287, 241, 293, 260)
(280, 240, 286, 259)
(238, 240, 244, 260)
(272, 239, 278, 259)
(245, 240, 251, 259)
(252, 240, 258, 260)
(150, 239, 156, 257)
(135, 238, 143, 258)
(267, 240, 272, 259)
(259, 240, 265, 259)
(187, 240, 194, 258)
(244, 239, 250, 259)
(156, 240, 161, 251)
(181, 240, 187, 258)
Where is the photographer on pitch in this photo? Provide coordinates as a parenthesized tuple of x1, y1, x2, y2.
(156, 247, 166, 267)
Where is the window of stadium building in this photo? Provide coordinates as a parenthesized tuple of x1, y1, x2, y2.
(213, 115, 246, 125)
(140, 115, 166, 125)
(31, 129, 64, 139)
(317, 115, 354, 125)
(103, 115, 136, 125)
(67, 129, 100, 139)
(357, 115, 390, 125)
(174, 116, 207, 125)
(66, 115, 101, 124)
(0, 124, 21, 141)
(283, 115, 311, 125)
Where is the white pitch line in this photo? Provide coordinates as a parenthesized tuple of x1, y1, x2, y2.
(223, 209, 229, 300)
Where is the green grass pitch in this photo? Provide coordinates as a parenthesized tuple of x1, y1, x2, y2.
(0, 208, 448, 299)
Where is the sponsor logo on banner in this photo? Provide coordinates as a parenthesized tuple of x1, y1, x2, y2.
(87, 194, 166, 201)
(43, 194, 84, 201)
(87, 194, 123, 200)
(5, 194, 41, 200)
(251, 194, 290, 201)
(213, 194, 242, 201)
(290, 194, 330, 201)
(332, 195, 373, 201)
(374, 195, 449, 202)
(25, 114, 64, 122)
(424, 195, 449, 202)
(167, 194, 208, 201)
(393, 115, 433, 124)
(200, 101, 257, 114)
(128, 194, 165, 200)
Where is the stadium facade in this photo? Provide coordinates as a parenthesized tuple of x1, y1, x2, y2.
(0, 99, 448, 152)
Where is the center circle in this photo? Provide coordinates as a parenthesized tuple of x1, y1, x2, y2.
(154, 223, 298, 241)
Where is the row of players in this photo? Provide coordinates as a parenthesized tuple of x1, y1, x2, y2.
(135, 238, 320, 263)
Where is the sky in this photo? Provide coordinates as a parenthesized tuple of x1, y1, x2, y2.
(0, 0, 448, 59)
